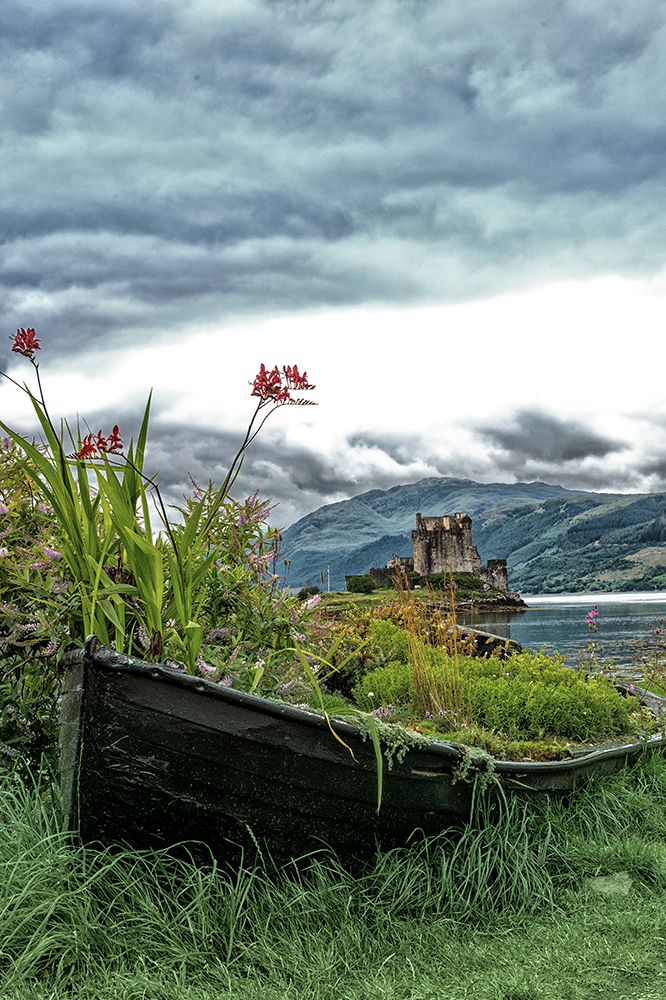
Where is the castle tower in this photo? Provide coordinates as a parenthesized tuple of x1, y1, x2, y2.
(412, 511, 482, 576)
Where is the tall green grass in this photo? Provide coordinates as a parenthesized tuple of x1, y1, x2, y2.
(4, 754, 666, 997)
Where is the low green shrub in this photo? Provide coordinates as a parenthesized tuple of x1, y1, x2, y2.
(354, 660, 410, 711)
(390, 570, 502, 598)
(354, 644, 640, 743)
(346, 574, 375, 594)
(367, 618, 409, 663)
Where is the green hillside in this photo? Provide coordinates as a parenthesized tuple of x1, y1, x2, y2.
(282, 478, 666, 593)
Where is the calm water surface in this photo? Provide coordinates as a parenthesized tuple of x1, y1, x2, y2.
(458, 592, 666, 681)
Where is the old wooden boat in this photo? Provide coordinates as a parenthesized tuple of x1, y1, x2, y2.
(59, 637, 666, 861)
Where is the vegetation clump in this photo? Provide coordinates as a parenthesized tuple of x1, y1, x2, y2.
(346, 573, 376, 594)
(314, 580, 654, 761)
(0, 334, 327, 775)
(354, 644, 640, 750)
(399, 569, 506, 601)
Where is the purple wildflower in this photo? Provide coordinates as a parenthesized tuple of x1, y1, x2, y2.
(196, 656, 216, 675)
(371, 704, 397, 718)
(276, 680, 297, 693)
(206, 627, 229, 641)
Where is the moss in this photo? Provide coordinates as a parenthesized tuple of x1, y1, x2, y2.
(349, 713, 431, 770)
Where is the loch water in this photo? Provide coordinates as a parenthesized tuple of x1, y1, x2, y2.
(458, 592, 666, 681)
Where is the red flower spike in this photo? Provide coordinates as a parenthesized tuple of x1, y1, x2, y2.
(250, 363, 316, 405)
(73, 434, 98, 459)
(106, 425, 123, 452)
(283, 365, 314, 390)
(11, 327, 41, 358)
(251, 363, 287, 401)
(69, 425, 122, 459)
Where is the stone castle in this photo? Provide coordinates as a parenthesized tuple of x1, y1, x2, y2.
(363, 512, 509, 593)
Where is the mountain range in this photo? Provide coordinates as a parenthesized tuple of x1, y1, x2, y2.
(281, 477, 666, 594)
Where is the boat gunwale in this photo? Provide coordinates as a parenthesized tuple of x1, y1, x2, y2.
(61, 641, 666, 780)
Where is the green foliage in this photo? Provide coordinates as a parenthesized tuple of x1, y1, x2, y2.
(0, 441, 82, 775)
(0, 661, 59, 778)
(7, 755, 666, 996)
(354, 660, 411, 711)
(395, 570, 503, 599)
(352, 711, 431, 770)
(199, 565, 301, 674)
(1, 398, 153, 651)
(0, 438, 322, 771)
(367, 618, 409, 662)
(354, 644, 640, 743)
(346, 573, 375, 594)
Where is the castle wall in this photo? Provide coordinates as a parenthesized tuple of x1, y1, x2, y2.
(368, 555, 414, 588)
(479, 559, 509, 593)
(412, 511, 482, 576)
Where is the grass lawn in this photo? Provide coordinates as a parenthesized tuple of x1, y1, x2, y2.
(5, 753, 666, 1000)
(318, 577, 512, 615)
(320, 586, 452, 614)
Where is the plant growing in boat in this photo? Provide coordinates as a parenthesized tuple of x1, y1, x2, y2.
(309, 581, 649, 761)
(0, 329, 316, 673)
(350, 626, 646, 759)
(639, 618, 666, 696)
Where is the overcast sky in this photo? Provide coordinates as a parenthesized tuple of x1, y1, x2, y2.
(3, 0, 666, 528)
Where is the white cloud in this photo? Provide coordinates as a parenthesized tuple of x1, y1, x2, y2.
(3, 1, 666, 523)
(3, 271, 666, 525)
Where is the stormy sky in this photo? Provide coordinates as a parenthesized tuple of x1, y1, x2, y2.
(3, 0, 666, 527)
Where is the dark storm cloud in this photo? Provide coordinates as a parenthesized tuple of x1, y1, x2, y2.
(57, 414, 436, 527)
(3, 0, 666, 353)
(635, 450, 666, 488)
(138, 422, 407, 528)
(6, 386, 659, 525)
(346, 432, 424, 467)
(476, 409, 625, 464)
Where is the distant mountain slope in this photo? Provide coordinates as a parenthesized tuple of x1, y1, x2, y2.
(282, 477, 666, 593)
(282, 477, 593, 591)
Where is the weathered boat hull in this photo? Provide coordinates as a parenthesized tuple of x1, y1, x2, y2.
(59, 639, 666, 861)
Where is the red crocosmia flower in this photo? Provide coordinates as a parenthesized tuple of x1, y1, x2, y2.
(11, 327, 41, 357)
(70, 425, 122, 459)
(74, 434, 98, 459)
(250, 363, 316, 406)
(251, 363, 285, 400)
(283, 365, 314, 390)
(106, 425, 123, 452)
